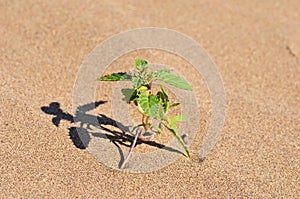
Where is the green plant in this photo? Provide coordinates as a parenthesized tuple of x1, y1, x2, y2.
(98, 59, 193, 169)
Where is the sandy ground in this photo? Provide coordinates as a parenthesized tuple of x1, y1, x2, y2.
(1, 0, 299, 198)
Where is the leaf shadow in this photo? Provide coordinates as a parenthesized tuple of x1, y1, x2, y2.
(41, 101, 185, 167)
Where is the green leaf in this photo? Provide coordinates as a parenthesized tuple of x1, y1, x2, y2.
(160, 85, 168, 97)
(157, 91, 168, 105)
(137, 86, 148, 92)
(158, 104, 165, 120)
(169, 102, 180, 109)
(171, 115, 187, 122)
(156, 70, 193, 90)
(166, 115, 187, 132)
(149, 95, 165, 121)
(148, 95, 160, 117)
(135, 59, 148, 73)
(132, 77, 145, 89)
(121, 88, 137, 103)
(136, 93, 150, 115)
(135, 59, 148, 67)
(98, 72, 131, 81)
(157, 85, 169, 112)
(137, 93, 162, 118)
(157, 86, 169, 102)
(168, 118, 177, 132)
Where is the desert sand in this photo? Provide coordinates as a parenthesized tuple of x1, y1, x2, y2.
(1, 0, 299, 198)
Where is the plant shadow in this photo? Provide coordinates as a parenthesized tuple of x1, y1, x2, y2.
(41, 101, 185, 167)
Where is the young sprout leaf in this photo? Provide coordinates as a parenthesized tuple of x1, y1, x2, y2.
(135, 59, 148, 72)
(98, 59, 193, 168)
(156, 70, 193, 90)
(98, 72, 131, 81)
(135, 59, 148, 67)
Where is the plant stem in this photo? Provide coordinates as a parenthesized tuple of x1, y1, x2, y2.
(162, 122, 190, 158)
(142, 114, 150, 131)
(120, 128, 142, 169)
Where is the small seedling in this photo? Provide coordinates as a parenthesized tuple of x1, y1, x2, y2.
(98, 59, 193, 169)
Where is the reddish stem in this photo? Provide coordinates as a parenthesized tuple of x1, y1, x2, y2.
(120, 128, 142, 169)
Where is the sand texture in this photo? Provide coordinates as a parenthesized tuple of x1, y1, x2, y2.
(1, 0, 299, 198)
